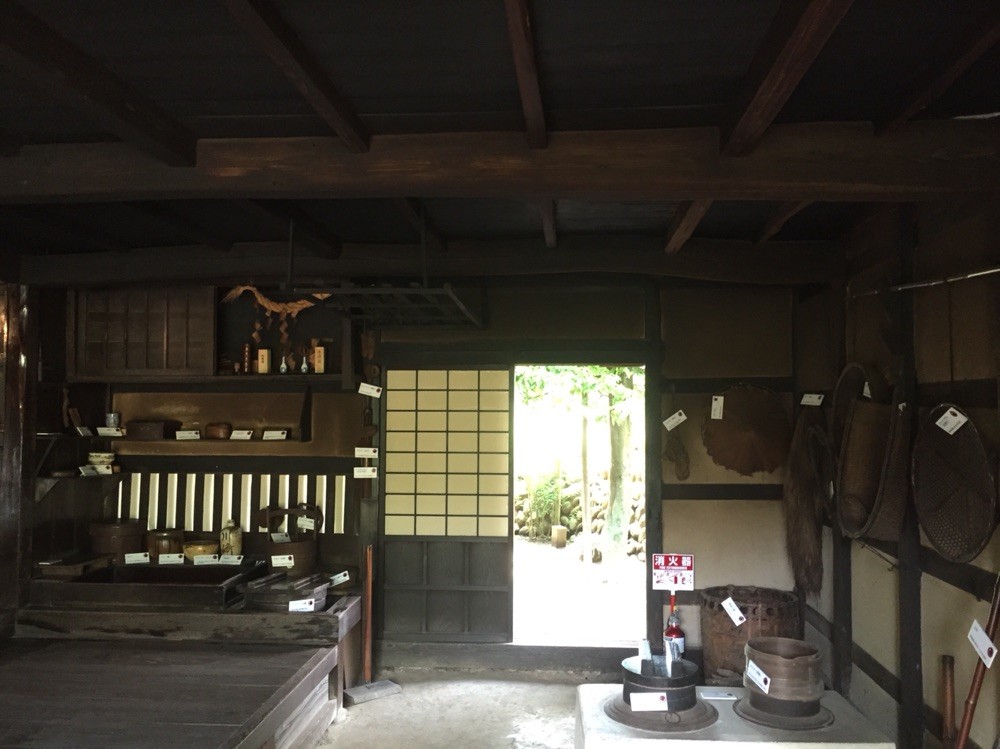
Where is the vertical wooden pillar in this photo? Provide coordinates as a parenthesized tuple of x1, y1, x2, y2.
(0, 285, 38, 637)
(644, 282, 664, 646)
(892, 211, 923, 748)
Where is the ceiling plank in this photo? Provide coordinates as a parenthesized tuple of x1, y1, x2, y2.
(127, 202, 233, 252)
(220, 0, 369, 153)
(392, 198, 446, 253)
(721, 0, 855, 156)
(0, 1, 196, 166)
(756, 200, 812, 244)
(245, 199, 343, 259)
(664, 200, 712, 254)
(0, 206, 129, 253)
(539, 200, 557, 248)
(1, 121, 997, 203)
(877, 8, 1000, 134)
(503, 0, 547, 148)
(20, 237, 841, 288)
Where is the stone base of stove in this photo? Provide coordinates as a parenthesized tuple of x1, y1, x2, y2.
(576, 685, 893, 748)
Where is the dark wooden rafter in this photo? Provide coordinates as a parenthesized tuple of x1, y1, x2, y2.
(392, 198, 445, 253)
(503, 0, 547, 149)
(245, 200, 342, 259)
(127, 202, 232, 252)
(664, 200, 712, 254)
(757, 200, 812, 244)
(0, 1, 196, 166)
(878, 7, 1000, 134)
(220, 0, 369, 153)
(1, 121, 997, 202)
(721, 0, 855, 156)
(0, 132, 20, 157)
(539, 200, 557, 248)
(20, 237, 842, 288)
(0, 206, 128, 253)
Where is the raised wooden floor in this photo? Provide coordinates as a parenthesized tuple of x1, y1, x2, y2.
(0, 639, 338, 748)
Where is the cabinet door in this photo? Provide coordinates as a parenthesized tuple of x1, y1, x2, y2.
(70, 286, 215, 379)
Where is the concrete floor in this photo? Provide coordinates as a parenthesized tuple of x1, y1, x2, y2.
(317, 669, 586, 749)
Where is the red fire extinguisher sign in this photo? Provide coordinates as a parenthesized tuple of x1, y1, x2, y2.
(652, 553, 694, 591)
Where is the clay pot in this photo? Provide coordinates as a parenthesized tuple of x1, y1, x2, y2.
(145, 529, 184, 561)
(89, 520, 145, 565)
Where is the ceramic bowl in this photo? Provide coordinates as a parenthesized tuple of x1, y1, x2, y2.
(182, 541, 219, 561)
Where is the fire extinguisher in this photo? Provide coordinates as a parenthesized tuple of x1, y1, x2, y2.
(663, 593, 685, 656)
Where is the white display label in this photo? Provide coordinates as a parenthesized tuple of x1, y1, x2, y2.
(968, 620, 996, 668)
(358, 382, 383, 398)
(124, 552, 150, 565)
(936, 407, 968, 435)
(297, 516, 316, 531)
(218, 554, 243, 565)
(862, 382, 872, 399)
(651, 553, 695, 591)
(701, 689, 739, 701)
(354, 466, 378, 478)
(800, 393, 825, 406)
(271, 554, 295, 568)
(746, 659, 771, 694)
(175, 430, 201, 440)
(721, 596, 746, 626)
(288, 598, 316, 613)
(92, 465, 115, 475)
(711, 396, 724, 420)
(355, 446, 379, 459)
(270, 532, 290, 543)
(662, 410, 687, 431)
(629, 692, 669, 712)
(75, 426, 94, 437)
(193, 554, 218, 565)
(158, 553, 184, 565)
(230, 430, 254, 440)
(78, 465, 99, 477)
(329, 570, 351, 586)
(262, 429, 288, 440)
(96, 427, 124, 437)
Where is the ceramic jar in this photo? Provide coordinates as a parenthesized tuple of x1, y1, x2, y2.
(219, 519, 243, 556)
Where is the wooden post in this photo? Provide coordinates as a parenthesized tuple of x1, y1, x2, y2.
(0, 285, 38, 637)
(644, 283, 664, 647)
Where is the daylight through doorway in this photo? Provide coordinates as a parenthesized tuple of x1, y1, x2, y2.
(512, 365, 646, 646)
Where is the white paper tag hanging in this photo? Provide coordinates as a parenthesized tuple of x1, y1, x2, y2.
(358, 382, 383, 398)
(968, 620, 996, 667)
(193, 554, 218, 565)
(297, 516, 316, 531)
(662, 410, 687, 431)
(745, 659, 771, 694)
(271, 554, 295, 568)
(629, 692, 670, 711)
(936, 407, 968, 435)
(288, 598, 316, 613)
(862, 382, 872, 399)
(218, 554, 243, 565)
(721, 597, 746, 626)
(329, 570, 351, 586)
(270, 532, 290, 543)
(158, 553, 184, 565)
(710, 396, 724, 420)
(124, 552, 149, 565)
(800, 393, 825, 406)
(354, 466, 378, 478)
(355, 446, 378, 459)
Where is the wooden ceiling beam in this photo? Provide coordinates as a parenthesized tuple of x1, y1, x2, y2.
(756, 200, 812, 244)
(392, 198, 446, 253)
(245, 199, 343, 259)
(220, 0, 369, 153)
(0, 121, 996, 203)
(721, 0, 855, 156)
(503, 0, 548, 148)
(0, 1, 196, 166)
(664, 200, 712, 254)
(0, 206, 129, 253)
(539, 200, 557, 248)
(127, 202, 233, 252)
(877, 8, 1000, 134)
(20, 237, 841, 288)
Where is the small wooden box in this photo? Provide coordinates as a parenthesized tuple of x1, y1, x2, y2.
(257, 349, 271, 374)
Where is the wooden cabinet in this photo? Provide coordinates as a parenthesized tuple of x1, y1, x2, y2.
(68, 286, 215, 379)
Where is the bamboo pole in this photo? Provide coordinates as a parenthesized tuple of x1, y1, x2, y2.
(362, 544, 373, 683)
(942, 655, 955, 749)
(955, 574, 1000, 749)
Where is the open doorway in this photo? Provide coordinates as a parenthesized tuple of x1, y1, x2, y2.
(512, 365, 646, 646)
